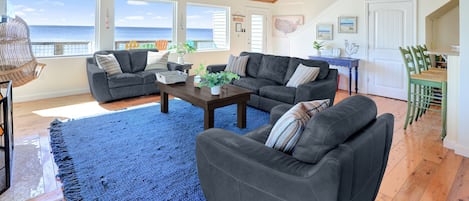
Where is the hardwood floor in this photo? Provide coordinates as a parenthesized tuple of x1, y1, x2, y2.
(2, 91, 468, 201)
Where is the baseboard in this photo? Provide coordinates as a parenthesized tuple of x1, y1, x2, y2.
(444, 138, 469, 158)
(13, 88, 90, 103)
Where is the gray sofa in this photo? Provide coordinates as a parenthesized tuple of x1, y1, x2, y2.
(207, 52, 338, 111)
(196, 95, 394, 201)
(86, 49, 184, 103)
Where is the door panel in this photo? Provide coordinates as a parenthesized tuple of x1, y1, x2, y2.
(367, 1, 414, 100)
(247, 9, 268, 53)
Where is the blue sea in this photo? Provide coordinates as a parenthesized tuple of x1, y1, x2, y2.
(29, 25, 213, 42)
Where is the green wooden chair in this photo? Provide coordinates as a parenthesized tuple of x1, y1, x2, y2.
(399, 46, 447, 139)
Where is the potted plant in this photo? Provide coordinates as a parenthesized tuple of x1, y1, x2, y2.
(313, 40, 325, 56)
(193, 64, 206, 87)
(199, 71, 240, 95)
(170, 41, 196, 64)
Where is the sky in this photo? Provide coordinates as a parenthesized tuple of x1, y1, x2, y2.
(10, 0, 226, 28)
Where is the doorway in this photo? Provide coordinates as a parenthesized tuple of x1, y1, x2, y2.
(367, 0, 415, 100)
(247, 9, 268, 53)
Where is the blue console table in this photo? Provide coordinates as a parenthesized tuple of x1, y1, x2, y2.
(308, 56, 359, 95)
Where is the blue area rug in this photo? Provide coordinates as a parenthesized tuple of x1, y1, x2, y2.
(49, 99, 269, 201)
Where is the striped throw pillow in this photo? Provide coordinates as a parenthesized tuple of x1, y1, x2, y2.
(286, 63, 320, 88)
(265, 99, 330, 153)
(145, 51, 169, 71)
(225, 54, 249, 76)
(95, 54, 123, 76)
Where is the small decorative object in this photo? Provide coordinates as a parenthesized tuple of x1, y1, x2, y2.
(273, 15, 304, 37)
(169, 41, 196, 64)
(193, 64, 206, 87)
(344, 40, 359, 57)
(313, 41, 325, 56)
(199, 71, 240, 95)
(338, 16, 357, 33)
(316, 24, 333, 40)
(156, 71, 188, 84)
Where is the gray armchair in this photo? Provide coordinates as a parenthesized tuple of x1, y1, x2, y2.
(196, 95, 394, 201)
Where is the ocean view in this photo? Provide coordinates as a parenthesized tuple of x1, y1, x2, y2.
(29, 25, 213, 42)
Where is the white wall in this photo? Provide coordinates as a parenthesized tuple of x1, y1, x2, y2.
(12, 0, 272, 102)
(275, 0, 449, 92)
(456, 0, 469, 156)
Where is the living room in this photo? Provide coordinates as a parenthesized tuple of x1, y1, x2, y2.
(1, 0, 468, 200)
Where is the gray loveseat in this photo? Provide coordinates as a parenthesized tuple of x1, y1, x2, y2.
(207, 52, 338, 111)
(196, 95, 394, 201)
(86, 49, 183, 103)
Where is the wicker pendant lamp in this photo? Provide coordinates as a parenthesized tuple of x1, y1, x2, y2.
(0, 16, 45, 87)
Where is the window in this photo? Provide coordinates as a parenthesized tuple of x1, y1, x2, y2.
(10, 0, 96, 57)
(186, 4, 229, 51)
(114, 0, 175, 50)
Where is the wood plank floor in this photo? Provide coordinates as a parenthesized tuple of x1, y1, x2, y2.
(3, 91, 468, 201)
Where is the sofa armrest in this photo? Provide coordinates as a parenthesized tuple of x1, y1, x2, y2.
(295, 69, 338, 106)
(206, 64, 226, 73)
(86, 58, 113, 103)
(269, 104, 292, 124)
(196, 128, 342, 201)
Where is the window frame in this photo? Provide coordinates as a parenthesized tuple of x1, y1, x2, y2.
(185, 2, 231, 52)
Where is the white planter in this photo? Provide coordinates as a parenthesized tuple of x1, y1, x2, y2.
(193, 75, 201, 87)
(177, 56, 184, 64)
(210, 85, 221, 95)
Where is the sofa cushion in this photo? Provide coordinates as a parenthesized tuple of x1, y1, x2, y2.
(108, 73, 144, 88)
(145, 51, 169, 71)
(257, 55, 291, 84)
(110, 50, 133, 73)
(285, 58, 330, 83)
(129, 49, 155, 72)
(265, 99, 330, 153)
(225, 54, 249, 76)
(286, 64, 320, 87)
(240, 52, 264, 78)
(292, 95, 378, 164)
(95, 54, 123, 76)
(259, 86, 296, 104)
(136, 69, 167, 84)
(232, 77, 277, 94)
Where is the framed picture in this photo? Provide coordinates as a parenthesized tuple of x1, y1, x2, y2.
(272, 15, 304, 37)
(338, 16, 357, 33)
(316, 24, 333, 40)
(235, 23, 242, 32)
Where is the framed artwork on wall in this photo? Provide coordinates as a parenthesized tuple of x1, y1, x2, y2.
(272, 15, 304, 37)
(316, 24, 333, 40)
(338, 16, 357, 33)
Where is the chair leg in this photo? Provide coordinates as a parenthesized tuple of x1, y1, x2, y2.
(441, 82, 447, 139)
(409, 84, 418, 125)
(404, 83, 413, 130)
(413, 84, 422, 123)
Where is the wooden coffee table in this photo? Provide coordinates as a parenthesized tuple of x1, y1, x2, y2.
(157, 76, 252, 130)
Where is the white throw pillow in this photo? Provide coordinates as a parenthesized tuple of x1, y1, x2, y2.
(265, 99, 330, 153)
(225, 54, 249, 76)
(95, 54, 123, 76)
(286, 63, 321, 88)
(145, 51, 169, 71)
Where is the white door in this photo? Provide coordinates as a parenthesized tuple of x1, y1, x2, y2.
(247, 9, 268, 52)
(367, 1, 415, 100)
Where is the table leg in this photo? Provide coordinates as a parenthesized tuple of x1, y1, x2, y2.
(348, 66, 352, 96)
(161, 91, 168, 113)
(204, 108, 214, 130)
(355, 66, 358, 94)
(237, 102, 247, 128)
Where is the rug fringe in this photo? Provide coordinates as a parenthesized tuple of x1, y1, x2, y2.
(49, 119, 84, 201)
